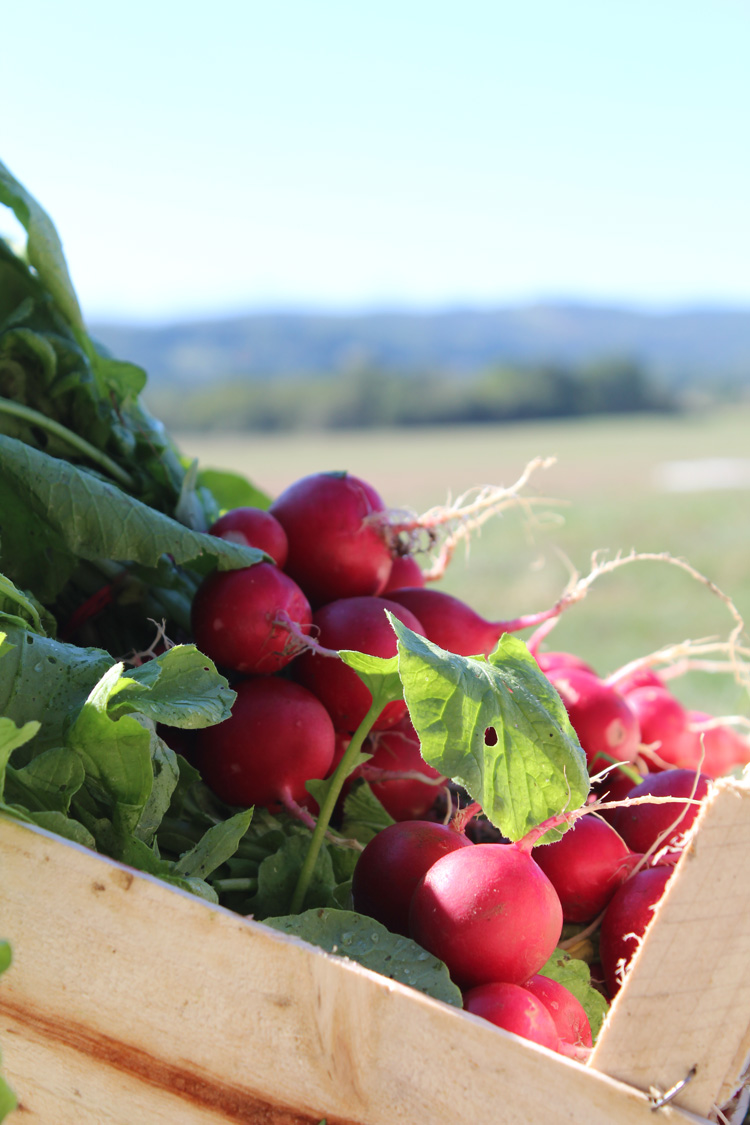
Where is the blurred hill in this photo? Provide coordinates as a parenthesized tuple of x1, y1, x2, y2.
(91, 302, 750, 389)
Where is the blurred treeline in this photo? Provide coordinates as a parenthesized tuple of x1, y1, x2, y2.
(145, 357, 679, 432)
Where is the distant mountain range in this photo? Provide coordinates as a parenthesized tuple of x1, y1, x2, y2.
(90, 303, 750, 388)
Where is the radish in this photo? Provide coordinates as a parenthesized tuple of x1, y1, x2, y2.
(294, 596, 425, 732)
(208, 507, 289, 567)
(687, 711, 750, 777)
(599, 865, 673, 996)
(625, 685, 700, 769)
(385, 587, 504, 656)
(353, 715, 446, 821)
(523, 975, 593, 1049)
(545, 666, 641, 774)
(610, 768, 711, 855)
(381, 553, 426, 593)
(194, 676, 335, 813)
(191, 562, 312, 675)
(462, 982, 560, 1051)
(269, 471, 393, 605)
(535, 651, 597, 676)
(408, 842, 563, 988)
(532, 815, 641, 923)
(351, 820, 473, 935)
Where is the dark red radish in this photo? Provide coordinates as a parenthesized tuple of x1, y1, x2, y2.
(610, 768, 711, 855)
(351, 820, 473, 935)
(626, 685, 700, 769)
(546, 666, 641, 774)
(687, 711, 750, 777)
(532, 816, 642, 923)
(523, 975, 593, 1049)
(381, 553, 426, 593)
(462, 982, 560, 1051)
(353, 715, 446, 820)
(599, 865, 673, 996)
(408, 843, 563, 988)
(194, 677, 335, 812)
(295, 596, 425, 732)
(269, 471, 393, 605)
(191, 562, 312, 675)
(208, 507, 289, 568)
(386, 586, 507, 656)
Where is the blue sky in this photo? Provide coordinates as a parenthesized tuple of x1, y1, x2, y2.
(3, 0, 749, 322)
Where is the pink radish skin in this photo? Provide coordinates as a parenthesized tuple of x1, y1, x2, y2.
(295, 596, 425, 732)
(269, 471, 393, 605)
(546, 667, 641, 774)
(523, 975, 593, 1049)
(687, 711, 750, 777)
(208, 507, 289, 568)
(536, 651, 597, 676)
(532, 816, 642, 923)
(351, 820, 473, 935)
(599, 865, 673, 996)
(625, 685, 700, 769)
(408, 843, 563, 988)
(610, 768, 711, 854)
(194, 677, 335, 812)
(463, 982, 560, 1052)
(191, 562, 312, 675)
(381, 553, 427, 593)
(386, 587, 505, 656)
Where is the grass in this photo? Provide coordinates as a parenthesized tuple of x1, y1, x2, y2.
(176, 405, 750, 721)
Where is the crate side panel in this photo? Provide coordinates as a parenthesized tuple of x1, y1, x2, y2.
(590, 775, 750, 1117)
(0, 818, 704, 1125)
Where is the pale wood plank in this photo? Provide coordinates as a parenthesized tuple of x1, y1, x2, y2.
(0, 817, 707, 1125)
(590, 773, 750, 1117)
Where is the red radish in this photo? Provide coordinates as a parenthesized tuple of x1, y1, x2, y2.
(609, 666, 665, 695)
(599, 865, 673, 996)
(610, 768, 711, 855)
(408, 843, 563, 988)
(269, 471, 393, 605)
(462, 982, 560, 1051)
(536, 651, 597, 676)
(545, 666, 641, 774)
(687, 711, 750, 777)
(208, 507, 289, 568)
(191, 563, 312, 675)
(386, 587, 504, 656)
(523, 975, 593, 1049)
(194, 677, 335, 812)
(294, 596, 425, 732)
(382, 553, 426, 593)
(625, 685, 700, 769)
(353, 716, 446, 821)
(532, 816, 642, 923)
(351, 820, 473, 935)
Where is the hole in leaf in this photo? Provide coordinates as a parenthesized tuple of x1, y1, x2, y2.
(484, 727, 498, 746)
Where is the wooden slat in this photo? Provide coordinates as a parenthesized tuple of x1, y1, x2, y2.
(590, 773, 750, 1116)
(0, 818, 708, 1125)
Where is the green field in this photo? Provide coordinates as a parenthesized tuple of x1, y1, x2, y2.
(176, 406, 750, 721)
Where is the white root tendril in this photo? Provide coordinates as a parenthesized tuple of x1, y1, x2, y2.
(375, 456, 560, 580)
(122, 619, 175, 666)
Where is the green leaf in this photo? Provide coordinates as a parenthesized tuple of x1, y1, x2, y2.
(0, 718, 40, 768)
(0, 943, 10, 976)
(264, 908, 462, 1008)
(539, 949, 610, 1041)
(118, 645, 235, 729)
(174, 808, 254, 880)
(0, 159, 85, 338)
(5, 746, 85, 813)
(249, 834, 338, 919)
(0, 434, 264, 601)
(0, 573, 45, 634)
(196, 466, 271, 513)
(27, 811, 96, 848)
(338, 650, 403, 706)
(389, 615, 589, 841)
(340, 780, 396, 845)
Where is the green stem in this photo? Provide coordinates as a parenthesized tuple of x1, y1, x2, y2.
(289, 696, 383, 914)
(212, 877, 258, 894)
(0, 396, 135, 489)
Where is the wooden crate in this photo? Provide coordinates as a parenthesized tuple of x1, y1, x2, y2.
(0, 772, 749, 1125)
